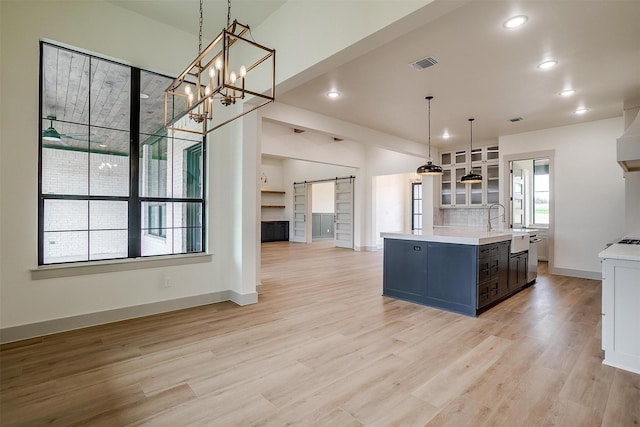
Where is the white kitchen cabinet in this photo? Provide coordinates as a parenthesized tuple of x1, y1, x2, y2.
(440, 146, 499, 208)
(601, 257, 640, 375)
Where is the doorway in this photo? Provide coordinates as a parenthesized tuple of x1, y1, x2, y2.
(311, 182, 335, 240)
(508, 154, 552, 263)
(291, 176, 355, 248)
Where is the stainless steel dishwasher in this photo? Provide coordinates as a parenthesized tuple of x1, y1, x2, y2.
(528, 233, 541, 283)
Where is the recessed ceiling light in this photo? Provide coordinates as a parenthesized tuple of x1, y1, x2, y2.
(99, 143, 107, 148)
(575, 108, 589, 115)
(442, 131, 450, 139)
(560, 89, 576, 97)
(327, 91, 340, 99)
(537, 60, 558, 70)
(503, 15, 528, 29)
(140, 93, 149, 99)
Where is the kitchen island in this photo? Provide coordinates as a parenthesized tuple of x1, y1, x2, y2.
(381, 227, 531, 316)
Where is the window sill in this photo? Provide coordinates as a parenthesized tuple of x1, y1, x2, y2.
(31, 253, 213, 280)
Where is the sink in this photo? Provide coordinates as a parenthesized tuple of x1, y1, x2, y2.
(511, 232, 530, 253)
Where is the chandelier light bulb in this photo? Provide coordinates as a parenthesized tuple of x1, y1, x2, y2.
(205, 86, 211, 96)
(240, 65, 247, 77)
(209, 67, 215, 78)
(215, 59, 222, 70)
(185, 85, 192, 95)
(230, 71, 237, 83)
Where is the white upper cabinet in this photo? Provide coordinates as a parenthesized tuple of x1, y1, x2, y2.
(440, 145, 499, 208)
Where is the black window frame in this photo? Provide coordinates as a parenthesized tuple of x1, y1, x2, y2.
(38, 41, 206, 265)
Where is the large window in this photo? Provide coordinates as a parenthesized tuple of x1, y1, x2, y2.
(412, 182, 423, 230)
(533, 159, 549, 225)
(39, 42, 205, 265)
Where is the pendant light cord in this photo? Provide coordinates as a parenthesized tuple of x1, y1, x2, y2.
(468, 118, 474, 172)
(427, 97, 432, 160)
(227, 0, 232, 28)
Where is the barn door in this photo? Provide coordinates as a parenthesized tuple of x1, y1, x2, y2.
(291, 183, 307, 242)
(334, 178, 354, 249)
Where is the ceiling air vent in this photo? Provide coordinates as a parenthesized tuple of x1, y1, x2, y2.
(409, 56, 438, 70)
(509, 117, 524, 122)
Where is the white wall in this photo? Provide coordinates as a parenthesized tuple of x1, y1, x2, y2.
(311, 182, 335, 213)
(499, 117, 626, 277)
(374, 174, 413, 248)
(260, 156, 285, 191)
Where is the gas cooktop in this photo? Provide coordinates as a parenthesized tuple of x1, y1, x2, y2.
(619, 238, 640, 245)
(600, 237, 640, 261)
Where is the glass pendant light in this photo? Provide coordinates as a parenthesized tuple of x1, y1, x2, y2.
(460, 118, 483, 184)
(416, 96, 443, 176)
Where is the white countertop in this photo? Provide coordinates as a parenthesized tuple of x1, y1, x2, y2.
(599, 239, 640, 262)
(381, 227, 529, 246)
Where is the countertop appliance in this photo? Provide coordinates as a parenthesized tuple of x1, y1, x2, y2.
(618, 238, 640, 245)
(601, 237, 640, 261)
(527, 233, 540, 283)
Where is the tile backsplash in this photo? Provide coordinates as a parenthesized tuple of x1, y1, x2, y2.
(439, 208, 501, 228)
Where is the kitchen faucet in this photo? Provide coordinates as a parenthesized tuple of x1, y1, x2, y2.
(487, 203, 506, 232)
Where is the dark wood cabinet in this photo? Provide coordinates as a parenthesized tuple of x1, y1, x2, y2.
(383, 239, 477, 316)
(509, 251, 528, 290)
(383, 239, 428, 302)
(383, 238, 530, 316)
(261, 221, 289, 243)
(426, 242, 477, 315)
(477, 241, 510, 309)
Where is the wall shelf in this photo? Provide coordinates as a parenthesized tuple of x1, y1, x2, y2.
(261, 190, 286, 221)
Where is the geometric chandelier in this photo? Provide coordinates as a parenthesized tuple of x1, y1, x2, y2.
(164, 0, 276, 136)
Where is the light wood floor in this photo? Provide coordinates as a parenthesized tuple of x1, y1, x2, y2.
(1, 241, 639, 426)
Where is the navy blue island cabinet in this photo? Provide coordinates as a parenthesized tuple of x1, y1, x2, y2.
(383, 238, 512, 316)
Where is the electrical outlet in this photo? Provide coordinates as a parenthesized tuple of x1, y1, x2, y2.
(163, 276, 172, 288)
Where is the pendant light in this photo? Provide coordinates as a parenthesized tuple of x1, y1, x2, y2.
(416, 96, 443, 176)
(460, 118, 483, 184)
(42, 115, 62, 142)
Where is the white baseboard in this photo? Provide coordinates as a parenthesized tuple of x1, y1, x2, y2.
(550, 267, 601, 280)
(229, 290, 258, 306)
(0, 291, 235, 344)
(354, 245, 379, 252)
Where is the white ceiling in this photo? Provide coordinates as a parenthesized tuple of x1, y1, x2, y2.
(110, 0, 640, 150)
(107, 0, 286, 39)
